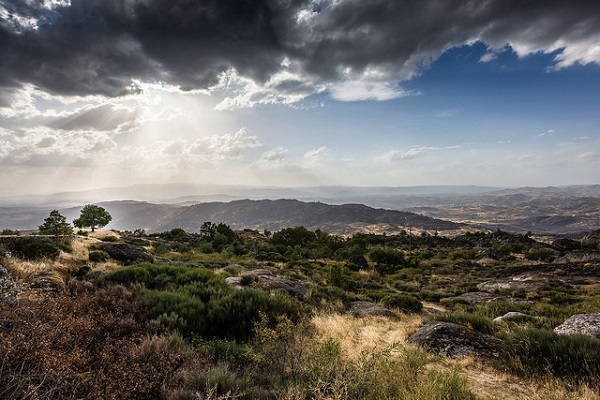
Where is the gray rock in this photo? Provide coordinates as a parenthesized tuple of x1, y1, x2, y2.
(493, 312, 531, 323)
(477, 279, 544, 292)
(0, 265, 18, 304)
(241, 268, 274, 277)
(225, 272, 308, 300)
(96, 243, 153, 265)
(445, 291, 507, 304)
(347, 301, 398, 319)
(408, 321, 505, 359)
(257, 275, 309, 300)
(554, 314, 600, 339)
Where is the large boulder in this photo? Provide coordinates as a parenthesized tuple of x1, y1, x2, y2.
(493, 312, 533, 323)
(554, 314, 600, 339)
(444, 291, 507, 304)
(408, 321, 505, 359)
(257, 275, 309, 300)
(96, 243, 153, 265)
(225, 269, 308, 300)
(347, 301, 398, 319)
(477, 279, 544, 292)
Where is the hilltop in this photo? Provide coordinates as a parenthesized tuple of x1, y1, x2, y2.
(0, 199, 468, 235)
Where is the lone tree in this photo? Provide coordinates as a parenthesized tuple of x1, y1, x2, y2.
(73, 205, 112, 232)
(39, 210, 73, 236)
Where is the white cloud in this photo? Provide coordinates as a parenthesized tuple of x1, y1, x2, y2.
(376, 146, 438, 163)
(260, 147, 288, 164)
(189, 128, 261, 159)
(303, 146, 329, 161)
(328, 81, 414, 102)
(479, 51, 498, 62)
(213, 68, 326, 110)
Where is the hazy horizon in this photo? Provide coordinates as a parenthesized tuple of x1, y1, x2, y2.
(1, 1, 599, 195)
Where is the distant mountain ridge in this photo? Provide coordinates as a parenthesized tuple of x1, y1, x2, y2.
(2, 184, 599, 235)
(0, 199, 467, 235)
(146, 199, 465, 234)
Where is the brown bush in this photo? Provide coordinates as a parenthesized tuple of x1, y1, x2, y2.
(0, 285, 185, 399)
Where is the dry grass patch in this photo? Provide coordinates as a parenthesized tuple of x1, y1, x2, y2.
(311, 312, 425, 358)
(462, 359, 600, 400)
(310, 312, 600, 400)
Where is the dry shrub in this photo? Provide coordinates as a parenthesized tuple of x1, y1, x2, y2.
(0, 285, 186, 399)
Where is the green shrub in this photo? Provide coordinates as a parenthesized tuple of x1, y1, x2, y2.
(434, 312, 496, 335)
(6, 236, 61, 260)
(146, 290, 207, 336)
(240, 274, 257, 286)
(206, 289, 302, 341)
(419, 290, 448, 302)
(100, 235, 119, 242)
(369, 246, 406, 266)
(1, 229, 19, 235)
(525, 246, 557, 262)
(501, 328, 600, 384)
(381, 293, 423, 313)
(105, 265, 151, 286)
(76, 265, 92, 277)
(89, 250, 110, 262)
(374, 263, 400, 276)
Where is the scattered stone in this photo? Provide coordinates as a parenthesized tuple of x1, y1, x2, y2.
(241, 268, 274, 277)
(256, 275, 309, 300)
(225, 276, 242, 287)
(347, 301, 398, 319)
(477, 279, 544, 292)
(554, 314, 600, 339)
(225, 270, 308, 300)
(96, 243, 153, 265)
(408, 321, 505, 359)
(0, 265, 18, 304)
(445, 291, 507, 304)
(493, 312, 532, 323)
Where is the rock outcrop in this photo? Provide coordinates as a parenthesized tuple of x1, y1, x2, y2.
(444, 291, 507, 304)
(493, 312, 532, 323)
(225, 269, 308, 300)
(477, 279, 544, 292)
(96, 243, 153, 265)
(0, 265, 18, 304)
(347, 301, 397, 319)
(554, 314, 600, 339)
(408, 321, 505, 359)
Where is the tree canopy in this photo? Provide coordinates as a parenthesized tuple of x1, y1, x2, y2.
(73, 205, 112, 232)
(39, 210, 73, 236)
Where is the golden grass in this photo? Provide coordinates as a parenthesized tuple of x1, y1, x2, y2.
(92, 260, 121, 272)
(85, 229, 121, 239)
(310, 312, 600, 400)
(311, 312, 425, 358)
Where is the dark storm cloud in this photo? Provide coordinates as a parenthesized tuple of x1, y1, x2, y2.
(1, 0, 599, 98)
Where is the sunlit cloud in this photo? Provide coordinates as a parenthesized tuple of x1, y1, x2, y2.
(376, 147, 439, 163)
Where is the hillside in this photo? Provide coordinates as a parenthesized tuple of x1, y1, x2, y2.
(0, 199, 468, 235)
(149, 199, 466, 234)
(1, 225, 599, 399)
(3, 184, 599, 235)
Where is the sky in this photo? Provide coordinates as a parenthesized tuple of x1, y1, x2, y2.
(0, 0, 599, 196)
